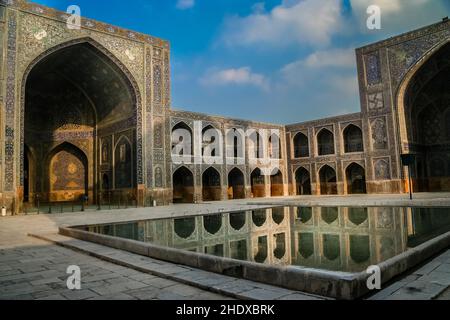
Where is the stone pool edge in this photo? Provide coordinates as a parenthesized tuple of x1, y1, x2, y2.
(57, 226, 450, 299)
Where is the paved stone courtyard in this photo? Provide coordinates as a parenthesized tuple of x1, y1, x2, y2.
(1, 194, 450, 300)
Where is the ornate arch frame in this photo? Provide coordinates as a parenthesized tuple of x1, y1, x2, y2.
(19, 37, 144, 197)
(395, 38, 450, 153)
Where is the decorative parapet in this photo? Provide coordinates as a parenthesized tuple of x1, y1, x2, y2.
(0, 0, 170, 49)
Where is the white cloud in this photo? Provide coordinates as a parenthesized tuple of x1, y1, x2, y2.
(351, 0, 430, 14)
(221, 0, 343, 48)
(176, 0, 195, 10)
(200, 67, 269, 90)
(349, 0, 444, 34)
(326, 74, 359, 97)
(283, 48, 355, 73)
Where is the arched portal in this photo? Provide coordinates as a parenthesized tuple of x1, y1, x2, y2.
(270, 169, 284, 197)
(319, 165, 337, 195)
(346, 163, 367, 194)
(251, 168, 266, 198)
(228, 168, 245, 200)
(402, 42, 450, 192)
(343, 125, 364, 153)
(23, 40, 138, 204)
(173, 167, 194, 203)
(295, 167, 311, 195)
(47, 143, 88, 202)
(202, 167, 221, 201)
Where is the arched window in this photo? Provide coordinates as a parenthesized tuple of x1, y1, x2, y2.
(226, 128, 244, 161)
(114, 136, 133, 189)
(172, 122, 193, 156)
(293, 132, 309, 158)
(317, 129, 335, 156)
(269, 133, 281, 159)
(343, 125, 364, 153)
(248, 131, 263, 159)
(202, 125, 220, 157)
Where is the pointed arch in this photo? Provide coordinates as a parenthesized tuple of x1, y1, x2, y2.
(346, 163, 367, 194)
(251, 168, 266, 198)
(397, 40, 450, 192)
(173, 166, 194, 204)
(317, 128, 335, 156)
(46, 142, 88, 202)
(270, 168, 284, 197)
(293, 132, 309, 158)
(114, 135, 134, 189)
(20, 37, 143, 192)
(228, 167, 245, 200)
(343, 124, 363, 153)
(319, 165, 337, 195)
(172, 121, 193, 157)
(202, 167, 221, 201)
(295, 167, 311, 195)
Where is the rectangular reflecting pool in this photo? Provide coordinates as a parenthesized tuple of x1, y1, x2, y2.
(76, 206, 450, 273)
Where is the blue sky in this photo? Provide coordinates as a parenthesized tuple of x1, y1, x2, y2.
(34, 0, 450, 124)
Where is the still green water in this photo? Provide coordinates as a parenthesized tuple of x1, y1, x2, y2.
(80, 206, 450, 272)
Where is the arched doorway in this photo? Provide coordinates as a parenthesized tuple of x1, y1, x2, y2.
(402, 42, 450, 192)
(24, 40, 138, 204)
(270, 169, 284, 197)
(295, 167, 311, 195)
(228, 168, 245, 199)
(319, 165, 337, 195)
(317, 129, 335, 156)
(346, 163, 367, 194)
(251, 168, 266, 198)
(47, 143, 88, 202)
(343, 125, 364, 153)
(173, 167, 194, 203)
(202, 167, 221, 201)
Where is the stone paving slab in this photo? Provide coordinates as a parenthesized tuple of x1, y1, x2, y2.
(368, 249, 450, 300)
(0, 237, 233, 300)
(30, 232, 325, 301)
(2, 194, 450, 300)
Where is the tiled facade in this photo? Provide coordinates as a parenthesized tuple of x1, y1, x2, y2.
(1, 0, 449, 214)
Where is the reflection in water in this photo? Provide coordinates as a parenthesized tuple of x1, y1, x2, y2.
(321, 207, 339, 224)
(174, 217, 195, 239)
(274, 233, 286, 259)
(230, 240, 247, 261)
(297, 207, 312, 223)
(272, 207, 285, 225)
(229, 212, 246, 231)
(350, 235, 370, 263)
(204, 214, 222, 235)
(323, 234, 340, 261)
(252, 209, 266, 227)
(254, 236, 268, 263)
(348, 208, 368, 226)
(85, 206, 450, 273)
